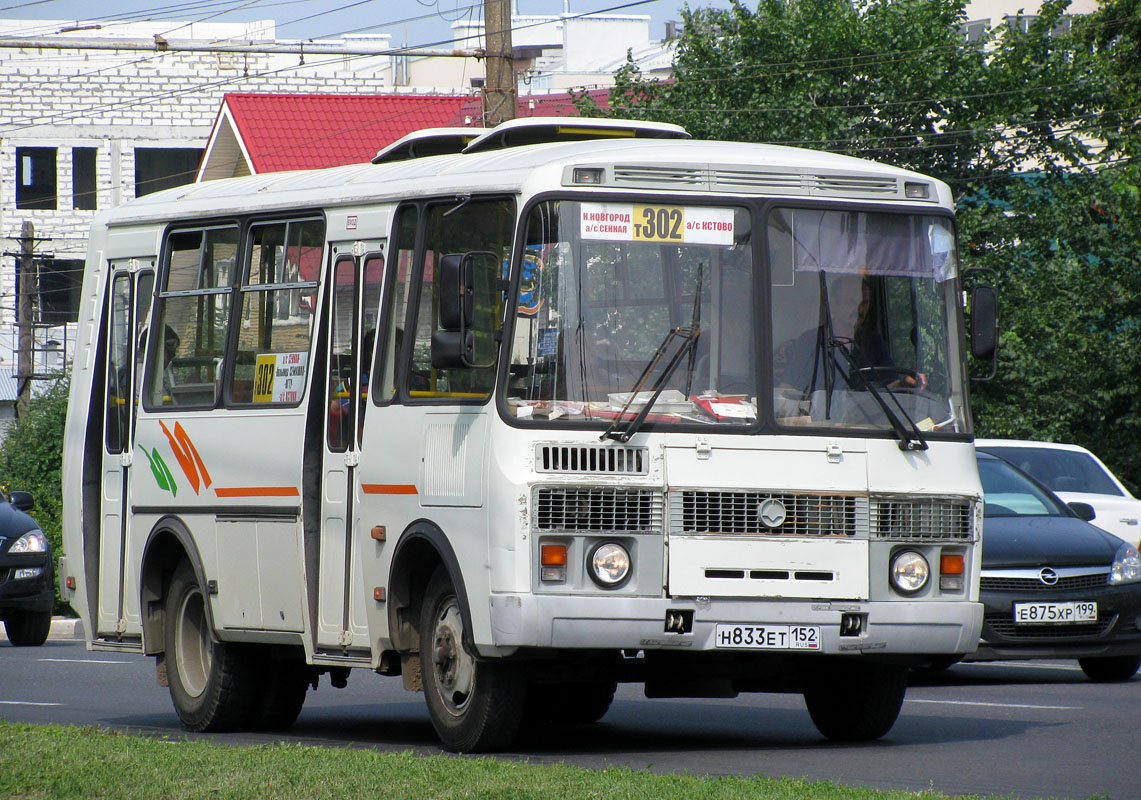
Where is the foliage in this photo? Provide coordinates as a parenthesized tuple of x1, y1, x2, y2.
(962, 167, 1141, 491)
(0, 373, 69, 612)
(607, 0, 1107, 195)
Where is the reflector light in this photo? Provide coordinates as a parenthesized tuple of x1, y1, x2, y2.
(940, 553, 964, 575)
(541, 543, 568, 566)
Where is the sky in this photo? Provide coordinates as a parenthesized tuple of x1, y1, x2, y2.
(0, 0, 737, 49)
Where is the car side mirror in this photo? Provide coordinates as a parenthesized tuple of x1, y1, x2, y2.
(1068, 501, 1096, 522)
(9, 490, 34, 512)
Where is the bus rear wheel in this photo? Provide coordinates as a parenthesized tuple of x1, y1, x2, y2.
(803, 661, 907, 742)
(164, 562, 256, 732)
(420, 568, 525, 752)
(246, 656, 311, 731)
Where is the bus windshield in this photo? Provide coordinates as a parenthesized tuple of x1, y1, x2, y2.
(503, 198, 966, 436)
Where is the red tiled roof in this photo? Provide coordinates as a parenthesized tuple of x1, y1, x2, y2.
(221, 90, 612, 173)
(223, 93, 473, 172)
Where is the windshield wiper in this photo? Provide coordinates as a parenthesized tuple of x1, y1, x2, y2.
(829, 337, 928, 452)
(601, 269, 703, 442)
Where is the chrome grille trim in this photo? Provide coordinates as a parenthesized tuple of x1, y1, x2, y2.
(669, 490, 865, 537)
(534, 487, 663, 533)
(871, 497, 974, 541)
(980, 567, 1110, 593)
(535, 444, 648, 475)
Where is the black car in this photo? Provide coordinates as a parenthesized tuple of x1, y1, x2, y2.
(0, 488, 53, 647)
(969, 452, 1141, 681)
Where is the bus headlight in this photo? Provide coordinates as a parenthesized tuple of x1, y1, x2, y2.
(890, 550, 929, 594)
(588, 542, 631, 588)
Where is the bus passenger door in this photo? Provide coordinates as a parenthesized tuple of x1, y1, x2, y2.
(316, 248, 383, 651)
(98, 262, 154, 638)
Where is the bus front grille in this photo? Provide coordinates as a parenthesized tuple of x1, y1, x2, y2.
(669, 491, 862, 537)
(534, 487, 663, 533)
(871, 498, 974, 541)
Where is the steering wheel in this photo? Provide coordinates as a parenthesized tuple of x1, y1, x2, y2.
(857, 365, 922, 387)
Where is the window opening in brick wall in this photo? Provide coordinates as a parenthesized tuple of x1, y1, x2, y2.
(16, 147, 57, 210)
(73, 147, 98, 210)
(134, 147, 204, 197)
(38, 258, 84, 324)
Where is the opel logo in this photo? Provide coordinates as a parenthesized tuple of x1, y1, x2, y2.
(758, 498, 787, 529)
(1038, 567, 1059, 586)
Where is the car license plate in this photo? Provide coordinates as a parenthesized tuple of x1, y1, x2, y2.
(714, 624, 821, 650)
(1013, 601, 1098, 624)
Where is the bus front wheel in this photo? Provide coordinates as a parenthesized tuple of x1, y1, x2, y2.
(802, 661, 907, 742)
(420, 567, 525, 752)
(164, 561, 256, 731)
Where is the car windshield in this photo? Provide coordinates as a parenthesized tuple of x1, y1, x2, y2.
(981, 447, 1122, 496)
(978, 457, 1068, 518)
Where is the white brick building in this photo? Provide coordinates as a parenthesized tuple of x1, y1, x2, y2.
(0, 18, 396, 370)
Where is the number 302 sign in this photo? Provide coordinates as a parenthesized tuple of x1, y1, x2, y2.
(579, 202, 736, 246)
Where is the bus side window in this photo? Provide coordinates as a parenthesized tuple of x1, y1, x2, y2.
(148, 227, 238, 409)
(375, 206, 418, 404)
(229, 219, 323, 406)
(404, 197, 513, 400)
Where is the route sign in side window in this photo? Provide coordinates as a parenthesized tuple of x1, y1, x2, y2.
(230, 218, 324, 405)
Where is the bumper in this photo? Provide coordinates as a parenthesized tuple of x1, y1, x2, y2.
(487, 593, 983, 656)
(0, 555, 54, 615)
(970, 586, 1141, 662)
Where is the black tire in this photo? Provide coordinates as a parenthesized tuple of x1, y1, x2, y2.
(420, 567, 525, 752)
(164, 562, 256, 732)
(3, 610, 51, 647)
(246, 656, 311, 731)
(803, 662, 908, 742)
(523, 680, 617, 726)
(1078, 655, 1141, 682)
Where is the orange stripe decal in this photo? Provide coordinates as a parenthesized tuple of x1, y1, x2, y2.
(215, 486, 301, 498)
(361, 484, 418, 495)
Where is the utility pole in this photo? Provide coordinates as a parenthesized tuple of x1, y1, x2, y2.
(16, 221, 34, 417)
(482, 0, 515, 127)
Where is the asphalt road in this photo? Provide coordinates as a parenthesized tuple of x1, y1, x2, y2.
(2, 638, 1137, 800)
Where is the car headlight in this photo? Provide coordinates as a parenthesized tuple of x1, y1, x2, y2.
(588, 542, 631, 588)
(890, 550, 929, 594)
(9, 530, 48, 554)
(1109, 542, 1141, 585)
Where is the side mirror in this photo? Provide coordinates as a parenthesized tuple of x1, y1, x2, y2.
(438, 253, 474, 332)
(1068, 501, 1096, 522)
(970, 285, 998, 361)
(9, 490, 34, 512)
(433, 251, 497, 369)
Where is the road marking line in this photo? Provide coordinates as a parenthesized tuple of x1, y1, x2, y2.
(907, 699, 1080, 710)
(961, 661, 1082, 671)
(38, 658, 131, 664)
(0, 700, 64, 707)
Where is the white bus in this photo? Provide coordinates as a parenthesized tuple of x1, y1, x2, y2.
(61, 118, 992, 752)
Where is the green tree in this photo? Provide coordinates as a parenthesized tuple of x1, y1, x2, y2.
(1, 373, 69, 612)
(608, 0, 1106, 194)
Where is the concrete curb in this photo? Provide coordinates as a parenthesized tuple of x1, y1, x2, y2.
(0, 616, 84, 643)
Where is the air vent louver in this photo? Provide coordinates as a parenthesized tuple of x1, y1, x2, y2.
(536, 444, 647, 475)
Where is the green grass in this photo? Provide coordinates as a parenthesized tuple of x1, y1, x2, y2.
(0, 720, 998, 800)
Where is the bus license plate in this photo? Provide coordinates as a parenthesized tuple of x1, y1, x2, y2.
(1013, 601, 1098, 624)
(715, 624, 821, 650)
